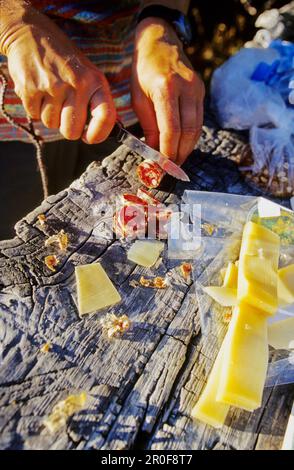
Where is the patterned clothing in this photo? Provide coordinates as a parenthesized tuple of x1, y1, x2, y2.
(0, 0, 141, 141)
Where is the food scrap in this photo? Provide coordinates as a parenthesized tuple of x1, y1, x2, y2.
(180, 262, 192, 280)
(137, 160, 164, 189)
(202, 222, 215, 236)
(113, 192, 171, 239)
(43, 392, 87, 434)
(44, 255, 60, 272)
(137, 188, 162, 206)
(120, 193, 147, 206)
(40, 342, 51, 354)
(129, 279, 139, 288)
(45, 229, 69, 251)
(113, 204, 147, 239)
(139, 276, 168, 289)
(37, 214, 46, 226)
(100, 313, 131, 339)
(222, 311, 233, 324)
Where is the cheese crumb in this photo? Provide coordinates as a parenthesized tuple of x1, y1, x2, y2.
(100, 313, 131, 339)
(139, 276, 168, 289)
(40, 342, 51, 354)
(45, 230, 69, 251)
(43, 392, 87, 434)
(44, 255, 60, 272)
(37, 214, 46, 226)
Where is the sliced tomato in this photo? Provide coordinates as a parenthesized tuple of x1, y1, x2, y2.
(114, 205, 147, 238)
(120, 193, 147, 206)
(137, 160, 164, 189)
(137, 188, 163, 206)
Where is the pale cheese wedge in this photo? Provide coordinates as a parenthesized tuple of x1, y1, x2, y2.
(216, 302, 269, 411)
(191, 335, 230, 428)
(127, 240, 164, 268)
(223, 262, 238, 289)
(75, 263, 121, 316)
(268, 318, 294, 350)
(237, 222, 280, 316)
(203, 286, 237, 307)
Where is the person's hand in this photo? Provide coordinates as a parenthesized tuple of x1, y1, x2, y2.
(132, 18, 205, 165)
(1, 6, 116, 143)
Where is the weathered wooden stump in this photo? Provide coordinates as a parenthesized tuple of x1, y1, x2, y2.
(0, 114, 293, 450)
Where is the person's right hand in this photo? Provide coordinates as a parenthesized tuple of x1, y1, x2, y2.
(0, 6, 116, 143)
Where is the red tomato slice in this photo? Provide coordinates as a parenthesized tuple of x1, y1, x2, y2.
(121, 193, 147, 206)
(114, 205, 147, 238)
(137, 188, 163, 206)
(137, 160, 164, 189)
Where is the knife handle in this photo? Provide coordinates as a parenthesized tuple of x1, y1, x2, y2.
(109, 120, 125, 143)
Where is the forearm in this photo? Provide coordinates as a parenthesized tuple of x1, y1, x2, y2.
(140, 1, 190, 15)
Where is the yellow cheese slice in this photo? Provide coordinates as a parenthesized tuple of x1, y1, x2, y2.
(75, 263, 121, 316)
(220, 267, 227, 282)
(127, 240, 164, 268)
(223, 262, 238, 289)
(278, 264, 294, 306)
(237, 222, 280, 316)
(268, 318, 294, 350)
(216, 302, 268, 411)
(239, 222, 280, 269)
(203, 286, 237, 307)
(191, 336, 230, 429)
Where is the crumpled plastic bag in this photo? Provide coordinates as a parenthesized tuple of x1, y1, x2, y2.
(211, 42, 294, 197)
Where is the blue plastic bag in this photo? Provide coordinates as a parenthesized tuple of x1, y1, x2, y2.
(211, 41, 294, 197)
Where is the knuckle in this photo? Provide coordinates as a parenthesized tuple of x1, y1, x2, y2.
(182, 127, 199, 137)
(152, 76, 173, 99)
(47, 80, 68, 96)
(162, 127, 180, 138)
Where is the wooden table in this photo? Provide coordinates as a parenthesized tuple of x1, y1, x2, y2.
(1, 114, 293, 450)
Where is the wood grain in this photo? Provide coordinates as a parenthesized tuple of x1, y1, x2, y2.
(0, 118, 293, 450)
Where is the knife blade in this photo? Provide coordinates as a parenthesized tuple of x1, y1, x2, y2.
(113, 122, 190, 182)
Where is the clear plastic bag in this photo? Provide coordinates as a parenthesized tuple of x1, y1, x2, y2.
(183, 190, 294, 386)
(211, 43, 294, 197)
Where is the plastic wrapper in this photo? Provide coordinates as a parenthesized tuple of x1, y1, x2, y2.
(211, 42, 294, 197)
(183, 190, 294, 387)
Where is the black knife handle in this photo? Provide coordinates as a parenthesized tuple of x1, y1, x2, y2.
(109, 121, 125, 142)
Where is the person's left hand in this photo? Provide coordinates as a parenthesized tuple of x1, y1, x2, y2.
(131, 17, 205, 166)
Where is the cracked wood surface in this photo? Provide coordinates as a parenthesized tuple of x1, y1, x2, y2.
(0, 115, 293, 450)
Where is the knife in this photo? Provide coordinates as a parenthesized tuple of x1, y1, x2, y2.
(112, 121, 190, 182)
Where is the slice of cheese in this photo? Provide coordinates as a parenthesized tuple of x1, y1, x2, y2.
(216, 302, 268, 411)
(223, 262, 238, 289)
(191, 335, 230, 429)
(127, 240, 164, 268)
(203, 286, 237, 307)
(75, 263, 121, 316)
(237, 222, 280, 316)
(278, 264, 294, 306)
(239, 222, 280, 269)
(268, 317, 294, 350)
(220, 267, 227, 282)
(238, 255, 278, 315)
